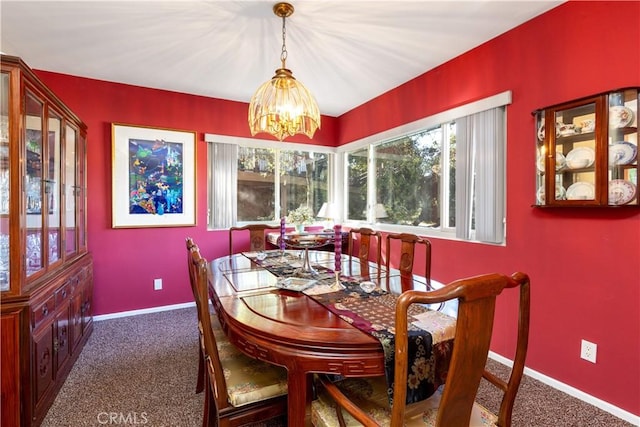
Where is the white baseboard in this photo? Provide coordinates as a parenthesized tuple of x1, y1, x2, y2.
(93, 301, 195, 322)
(488, 351, 640, 426)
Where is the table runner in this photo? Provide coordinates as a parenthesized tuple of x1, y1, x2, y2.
(244, 251, 455, 405)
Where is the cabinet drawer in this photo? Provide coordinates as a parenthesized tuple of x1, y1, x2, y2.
(32, 295, 55, 330)
(55, 282, 72, 305)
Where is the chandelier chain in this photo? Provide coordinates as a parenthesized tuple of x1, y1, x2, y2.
(280, 14, 288, 67)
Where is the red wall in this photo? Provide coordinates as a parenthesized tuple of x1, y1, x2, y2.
(33, 76, 339, 318)
(337, 1, 640, 417)
(36, 1, 639, 417)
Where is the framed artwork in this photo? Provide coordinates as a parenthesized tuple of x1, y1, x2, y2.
(111, 123, 196, 228)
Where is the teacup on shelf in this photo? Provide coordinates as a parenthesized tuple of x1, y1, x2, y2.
(580, 119, 595, 133)
(557, 123, 577, 136)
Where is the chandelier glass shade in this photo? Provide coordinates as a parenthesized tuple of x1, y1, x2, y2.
(248, 2, 320, 141)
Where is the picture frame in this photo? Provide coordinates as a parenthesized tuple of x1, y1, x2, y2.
(111, 123, 196, 228)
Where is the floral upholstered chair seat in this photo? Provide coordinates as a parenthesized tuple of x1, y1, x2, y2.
(209, 314, 288, 407)
(311, 376, 498, 426)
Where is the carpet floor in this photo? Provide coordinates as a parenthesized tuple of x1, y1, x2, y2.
(41, 307, 635, 427)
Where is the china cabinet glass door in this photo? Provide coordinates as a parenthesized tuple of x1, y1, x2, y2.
(48, 110, 62, 265)
(78, 133, 86, 250)
(551, 99, 599, 202)
(65, 124, 77, 256)
(0, 71, 9, 290)
(607, 89, 638, 205)
(25, 90, 44, 277)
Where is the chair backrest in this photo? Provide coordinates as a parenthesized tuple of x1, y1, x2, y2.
(480, 272, 531, 427)
(190, 245, 230, 412)
(229, 224, 280, 255)
(185, 237, 198, 300)
(347, 227, 382, 281)
(391, 272, 530, 427)
(385, 232, 431, 292)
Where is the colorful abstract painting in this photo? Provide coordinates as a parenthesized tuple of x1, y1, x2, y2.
(128, 138, 183, 215)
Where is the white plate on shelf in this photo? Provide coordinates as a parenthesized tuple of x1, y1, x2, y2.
(536, 154, 545, 173)
(609, 106, 635, 128)
(536, 184, 566, 204)
(546, 152, 566, 171)
(537, 119, 545, 142)
(565, 147, 595, 169)
(608, 180, 637, 205)
(566, 182, 595, 200)
(537, 153, 566, 172)
(609, 141, 637, 165)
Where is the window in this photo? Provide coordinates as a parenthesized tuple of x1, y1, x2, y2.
(342, 91, 510, 244)
(237, 147, 275, 221)
(373, 124, 453, 229)
(206, 135, 334, 228)
(207, 92, 509, 244)
(346, 147, 368, 221)
(279, 149, 331, 219)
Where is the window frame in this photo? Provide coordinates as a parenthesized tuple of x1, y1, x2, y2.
(338, 91, 511, 244)
(205, 134, 337, 229)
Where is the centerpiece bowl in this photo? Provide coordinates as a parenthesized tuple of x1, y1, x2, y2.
(282, 232, 333, 276)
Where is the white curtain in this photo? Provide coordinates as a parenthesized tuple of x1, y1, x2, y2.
(455, 116, 474, 240)
(455, 107, 506, 243)
(210, 142, 238, 229)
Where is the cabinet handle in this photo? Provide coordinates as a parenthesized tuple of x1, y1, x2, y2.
(43, 180, 52, 194)
(53, 338, 59, 352)
(39, 348, 51, 376)
(42, 305, 49, 317)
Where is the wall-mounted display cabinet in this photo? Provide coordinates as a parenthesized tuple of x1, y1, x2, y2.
(534, 88, 639, 207)
(0, 54, 93, 427)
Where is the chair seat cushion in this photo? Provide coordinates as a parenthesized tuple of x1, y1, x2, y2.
(311, 376, 498, 426)
(210, 314, 288, 407)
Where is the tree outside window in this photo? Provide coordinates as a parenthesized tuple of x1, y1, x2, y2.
(346, 120, 460, 233)
(347, 148, 368, 221)
(236, 147, 330, 222)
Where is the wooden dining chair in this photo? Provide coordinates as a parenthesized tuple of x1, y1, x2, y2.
(311, 272, 530, 427)
(190, 243, 289, 427)
(384, 232, 431, 293)
(347, 227, 382, 282)
(475, 272, 530, 427)
(228, 224, 280, 255)
(185, 237, 205, 394)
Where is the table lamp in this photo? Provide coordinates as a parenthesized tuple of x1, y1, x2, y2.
(375, 203, 388, 221)
(317, 202, 335, 229)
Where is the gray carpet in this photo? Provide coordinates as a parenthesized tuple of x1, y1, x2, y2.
(42, 307, 635, 427)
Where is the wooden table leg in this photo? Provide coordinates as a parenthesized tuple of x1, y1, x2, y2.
(286, 367, 312, 426)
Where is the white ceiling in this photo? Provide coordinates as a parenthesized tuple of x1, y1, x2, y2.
(1, 0, 563, 117)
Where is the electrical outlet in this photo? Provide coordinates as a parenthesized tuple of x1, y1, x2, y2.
(154, 278, 162, 291)
(580, 339, 597, 363)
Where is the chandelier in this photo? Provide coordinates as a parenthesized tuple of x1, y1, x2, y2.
(248, 2, 320, 141)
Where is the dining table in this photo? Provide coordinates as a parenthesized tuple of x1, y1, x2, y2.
(207, 250, 456, 426)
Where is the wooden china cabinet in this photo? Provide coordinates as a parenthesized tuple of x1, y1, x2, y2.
(534, 88, 639, 207)
(0, 55, 93, 427)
